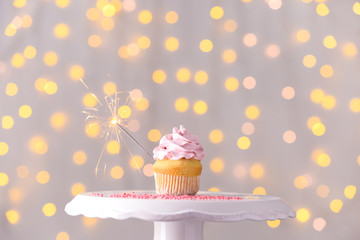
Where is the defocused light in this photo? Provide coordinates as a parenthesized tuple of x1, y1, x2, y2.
(86, 8, 100, 21)
(85, 122, 100, 138)
(165, 37, 179, 52)
(2, 116, 14, 130)
(303, 54, 317, 68)
(317, 185, 329, 198)
(83, 216, 97, 227)
(344, 185, 356, 199)
(23, 45, 37, 59)
(42, 203, 56, 217)
(282, 86, 295, 100)
(44, 81, 58, 95)
(54, 23, 69, 39)
(0, 142, 9, 156)
(225, 77, 239, 91)
(253, 187, 266, 195)
(268, 0, 282, 10)
(19, 105, 32, 118)
(224, 20, 237, 32)
(13, 0, 26, 8)
(243, 33, 257, 47)
(56, 232, 70, 240)
(296, 208, 310, 223)
(199, 39, 213, 53)
(118, 105, 131, 118)
(210, 158, 224, 173)
(50, 112, 67, 129)
(6, 83, 18, 96)
(245, 105, 259, 120)
(283, 130, 296, 144)
(73, 151, 87, 165)
(71, 183, 86, 196)
(55, 0, 70, 8)
(237, 136, 251, 150)
(250, 163, 264, 179)
(294, 175, 309, 189)
(101, 18, 115, 31)
(102, 4, 116, 17)
(143, 163, 154, 177)
(208, 187, 220, 192)
(127, 43, 140, 56)
(11, 53, 25, 68)
(320, 65, 333, 78)
(312, 122, 326, 136)
(296, 29, 310, 43)
(22, 15, 32, 28)
(107, 140, 121, 154)
(243, 76, 256, 89)
(343, 43, 358, 57)
(135, 97, 149, 111)
(83, 93, 98, 107)
(321, 95, 336, 110)
(6, 210, 19, 224)
(313, 218, 326, 232)
(36, 171, 50, 184)
(307, 116, 321, 129)
(111, 166, 124, 179)
(174, 97, 189, 112)
(16, 165, 29, 179)
(349, 98, 360, 112)
(353, 2, 360, 15)
(0, 172, 9, 186)
(241, 122, 255, 135)
(43, 52, 58, 66)
(265, 44, 280, 58)
(316, 153, 331, 167)
(152, 69, 166, 84)
(69, 65, 85, 80)
(88, 34, 102, 48)
(323, 35, 337, 49)
(222, 49, 237, 63)
(233, 164, 247, 178)
(8, 188, 23, 203)
(148, 129, 161, 142)
(209, 129, 223, 144)
(29, 136, 48, 155)
(138, 10, 152, 24)
(176, 68, 191, 83)
(193, 100, 208, 115)
(267, 219, 280, 228)
(310, 89, 325, 103)
(130, 155, 144, 169)
(330, 199, 343, 213)
(165, 11, 178, 24)
(194, 71, 208, 85)
(210, 6, 224, 19)
(137, 36, 151, 49)
(316, 3, 329, 16)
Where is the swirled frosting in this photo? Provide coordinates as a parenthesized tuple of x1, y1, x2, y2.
(153, 125, 205, 160)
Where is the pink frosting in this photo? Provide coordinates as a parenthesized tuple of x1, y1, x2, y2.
(153, 125, 205, 160)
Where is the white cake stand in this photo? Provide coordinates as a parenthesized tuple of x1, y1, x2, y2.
(65, 191, 295, 240)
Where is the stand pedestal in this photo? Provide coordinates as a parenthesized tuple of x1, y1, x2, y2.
(65, 191, 295, 240)
(154, 220, 203, 240)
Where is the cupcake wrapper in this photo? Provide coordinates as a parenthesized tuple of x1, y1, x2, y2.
(154, 173, 200, 195)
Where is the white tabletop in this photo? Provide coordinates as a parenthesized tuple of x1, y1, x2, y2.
(65, 190, 296, 222)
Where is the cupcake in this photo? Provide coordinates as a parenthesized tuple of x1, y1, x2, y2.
(152, 125, 205, 195)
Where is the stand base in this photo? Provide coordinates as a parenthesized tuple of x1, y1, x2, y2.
(154, 219, 204, 240)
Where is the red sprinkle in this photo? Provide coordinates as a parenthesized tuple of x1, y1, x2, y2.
(91, 192, 242, 200)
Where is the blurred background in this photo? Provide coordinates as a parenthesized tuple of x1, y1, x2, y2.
(1, 0, 360, 239)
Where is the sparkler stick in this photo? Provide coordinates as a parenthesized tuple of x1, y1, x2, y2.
(115, 121, 153, 159)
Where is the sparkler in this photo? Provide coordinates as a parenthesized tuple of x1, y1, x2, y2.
(80, 79, 152, 175)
